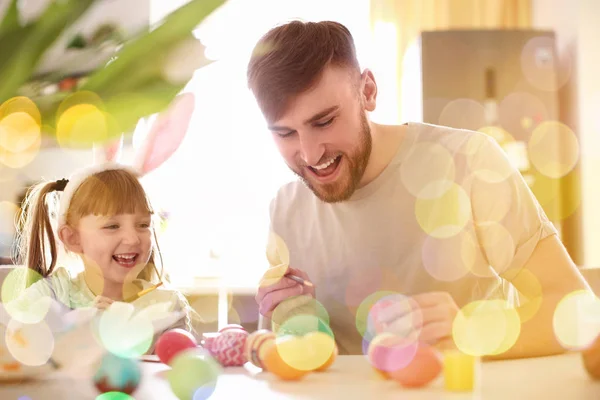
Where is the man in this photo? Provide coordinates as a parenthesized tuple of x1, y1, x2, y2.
(247, 20, 590, 357)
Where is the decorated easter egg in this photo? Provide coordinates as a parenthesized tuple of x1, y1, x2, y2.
(387, 343, 443, 387)
(167, 349, 221, 400)
(276, 331, 336, 372)
(204, 329, 249, 367)
(244, 329, 275, 369)
(93, 352, 141, 395)
(219, 324, 246, 334)
(155, 329, 198, 365)
(261, 336, 307, 381)
(367, 333, 418, 375)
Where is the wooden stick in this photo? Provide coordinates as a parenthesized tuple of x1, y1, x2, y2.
(125, 282, 163, 302)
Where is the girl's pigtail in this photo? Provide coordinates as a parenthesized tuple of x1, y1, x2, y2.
(15, 180, 63, 279)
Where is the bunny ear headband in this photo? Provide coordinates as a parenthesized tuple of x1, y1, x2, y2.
(57, 93, 196, 227)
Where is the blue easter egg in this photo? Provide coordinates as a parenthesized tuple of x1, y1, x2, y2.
(93, 353, 141, 395)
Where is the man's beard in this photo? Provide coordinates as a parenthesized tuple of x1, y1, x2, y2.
(292, 113, 372, 203)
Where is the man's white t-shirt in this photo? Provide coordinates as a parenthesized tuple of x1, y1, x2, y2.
(268, 122, 557, 355)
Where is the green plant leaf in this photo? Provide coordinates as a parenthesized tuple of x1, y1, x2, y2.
(81, 0, 224, 93)
(0, 0, 19, 36)
(0, 0, 96, 103)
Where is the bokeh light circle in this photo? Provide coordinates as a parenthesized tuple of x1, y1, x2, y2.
(529, 121, 579, 179)
(271, 295, 329, 329)
(439, 98, 487, 132)
(501, 268, 543, 323)
(400, 142, 455, 199)
(99, 302, 153, 358)
(365, 294, 422, 344)
(0, 112, 41, 152)
(452, 299, 520, 357)
(466, 135, 515, 183)
(366, 332, 419, 373)
(531, 171, 582, 222)
(499, 92, 548, 138)
(0, 111, 41, 168)
(0, 96, 41, 125)
(56, 91, 120, 148)
(1, 268, 51, 324)
(422, 232, 474, 282)
(521, 36, 571, 91)
(276, 314, 333, 338)
(415, 182, 471, 239)
(56, 104, 109, 147)
(276, 331, 335, 371)
(478, 126, 515, 147)
(167, 348, 220, 400)
(6, 319, 54, 366)
(472, 222, 515, 277)
(468, 174, 513, 223)
(355, 291, 398, 339)
(266, 230, 290, 267)
(553, 290, 600, 350)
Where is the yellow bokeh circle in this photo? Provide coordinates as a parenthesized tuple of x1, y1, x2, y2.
(531, 166, 581, 222)
(529, 121, 579, 179)
(466, 135, 514, 184)
(0, 96, 41, 125)
(0, 111, 41, 168)
(501, 268, 543, 323)
(56, 91, 120, 148)
(276, 331, 335, 371)
(422, 231, 474, 282)
(439, 98, 487, 132)
(472, 222, 515, 277)
(400, 142, 456, 199)
(468, 174, 513, 224)
(453, 299, 521, 357)
(553, 290, 600, 350)
(415, 182, 471, 239)
(6, 319, 55, 366)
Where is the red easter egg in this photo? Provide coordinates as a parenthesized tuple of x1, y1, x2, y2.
(155, 329, 198, 365)
(387, 344, 443, 388)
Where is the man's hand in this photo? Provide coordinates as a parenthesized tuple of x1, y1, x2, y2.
(372, 292, 458, 350)
(583, 334, 600, 379)
(255, 264, 315, 319)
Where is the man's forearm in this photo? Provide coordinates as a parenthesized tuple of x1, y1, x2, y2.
(485, 292, 575, 360)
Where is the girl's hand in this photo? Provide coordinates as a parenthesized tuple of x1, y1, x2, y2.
(93, 295, 115, 310)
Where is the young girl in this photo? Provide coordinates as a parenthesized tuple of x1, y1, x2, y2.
(6, 94, 197, 354)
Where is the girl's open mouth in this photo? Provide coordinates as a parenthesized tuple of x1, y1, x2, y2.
(112, 253, 138, 268)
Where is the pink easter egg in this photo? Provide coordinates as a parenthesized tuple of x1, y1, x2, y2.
(205, 330, 249, 367)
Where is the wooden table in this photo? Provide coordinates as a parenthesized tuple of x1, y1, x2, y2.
(2, 353, 600, 399)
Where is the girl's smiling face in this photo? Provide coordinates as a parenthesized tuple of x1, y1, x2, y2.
(75, 212, 153, 286)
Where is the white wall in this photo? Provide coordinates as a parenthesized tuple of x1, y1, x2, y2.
(532, 0, 600, 266)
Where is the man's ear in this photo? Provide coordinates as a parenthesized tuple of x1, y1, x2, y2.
(361, 69, 377, 112)
(58, 225, 82, 254)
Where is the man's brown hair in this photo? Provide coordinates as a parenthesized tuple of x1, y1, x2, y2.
(247, 20, 361, 123)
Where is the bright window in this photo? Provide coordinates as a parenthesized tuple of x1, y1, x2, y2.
(147, 0, 371, 286)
